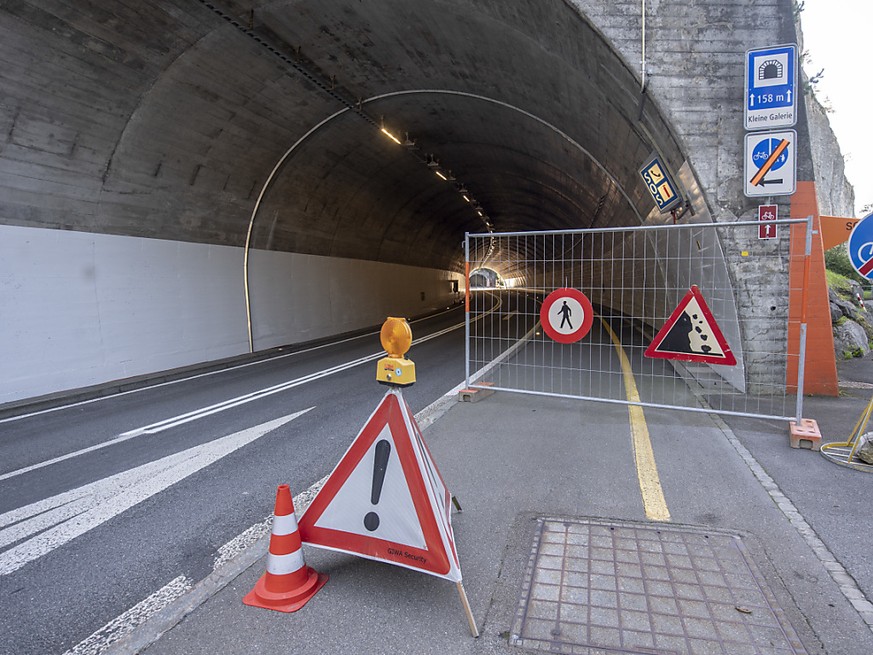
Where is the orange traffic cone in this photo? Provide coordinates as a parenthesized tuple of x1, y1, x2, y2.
(243, 484, 328, 612)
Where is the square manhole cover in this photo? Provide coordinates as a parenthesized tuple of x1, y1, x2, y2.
(510, 518, 806, 655)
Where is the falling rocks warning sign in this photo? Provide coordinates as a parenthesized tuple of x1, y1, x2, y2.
(644, 286, 736, 366)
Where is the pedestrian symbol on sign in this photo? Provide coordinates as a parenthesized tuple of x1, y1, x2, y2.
(558, 301, 573, 329)
(540, 288, 594, 344)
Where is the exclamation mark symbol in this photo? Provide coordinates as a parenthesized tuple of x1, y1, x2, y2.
(364, 439, 391, 531)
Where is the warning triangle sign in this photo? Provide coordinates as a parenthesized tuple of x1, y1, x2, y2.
(644, 285, 737, 365)
(298, 388, 461, 582)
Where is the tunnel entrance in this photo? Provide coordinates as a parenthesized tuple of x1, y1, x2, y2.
(0, 0, 802, 405)
(469, 267, 504, 289)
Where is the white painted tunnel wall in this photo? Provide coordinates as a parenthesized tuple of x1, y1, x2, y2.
(0, 225, 462, 404)
(248, 250, 462, 351)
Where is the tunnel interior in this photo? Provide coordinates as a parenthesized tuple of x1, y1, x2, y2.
(1, 0, 736, 403)
(34, 0, 688, 270)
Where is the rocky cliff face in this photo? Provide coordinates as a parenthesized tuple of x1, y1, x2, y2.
(830, 285, 872, 359)
(806, 94, 856, 216)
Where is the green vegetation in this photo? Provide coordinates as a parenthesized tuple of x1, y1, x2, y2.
(825, 268, 854, 294)
(824, 245, 866, 286)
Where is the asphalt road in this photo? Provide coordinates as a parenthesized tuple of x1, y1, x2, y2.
(6, 292, 870, 655)
(0, 302, 515, 655)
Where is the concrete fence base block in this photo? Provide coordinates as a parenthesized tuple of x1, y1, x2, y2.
(789, 418, 822, 451)
(458, 383, 495, 403)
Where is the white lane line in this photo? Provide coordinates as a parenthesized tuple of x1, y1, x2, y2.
(118, 322, 460, 437)
(61, 575, 193, 655)
(0, 307, 462, 426)
(0, 432, 151, 483)
(0, 322, 465, 483)
(0, 408, 313, 576)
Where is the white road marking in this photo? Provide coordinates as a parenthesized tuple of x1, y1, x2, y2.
(0, 432, 152, 483)
(53, 310, 508, 655)
(0, 408, 313, 576)
(114, 323, 460, 439)
(65, 386, 467, 655)
(0, 323, 465, 483)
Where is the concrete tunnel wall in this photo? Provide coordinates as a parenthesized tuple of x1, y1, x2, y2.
(0, 0, 854, 405)
(1, 223, 461, 404)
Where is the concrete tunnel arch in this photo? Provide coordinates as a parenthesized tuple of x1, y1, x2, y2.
(243, 88, 652, 343)
(1, 0, 815, 404)
(242, 81, 744, 390)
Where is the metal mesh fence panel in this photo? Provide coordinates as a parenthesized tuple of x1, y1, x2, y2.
(465, 219, 810, 421)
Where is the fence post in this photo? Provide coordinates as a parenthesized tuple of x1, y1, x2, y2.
(465, 233, 471, 389)
(794, 214, 813, 422)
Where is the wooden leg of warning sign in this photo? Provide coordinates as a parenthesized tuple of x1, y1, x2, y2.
(456, 581, 479, 637)
(451, 495, 462, 512)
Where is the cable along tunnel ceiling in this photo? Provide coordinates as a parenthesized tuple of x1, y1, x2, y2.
(103, 0, 686, 273)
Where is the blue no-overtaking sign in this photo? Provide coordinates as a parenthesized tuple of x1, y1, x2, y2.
(745, 44, 797, 130)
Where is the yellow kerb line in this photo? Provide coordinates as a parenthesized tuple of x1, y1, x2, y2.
(601, 318, 671, 522)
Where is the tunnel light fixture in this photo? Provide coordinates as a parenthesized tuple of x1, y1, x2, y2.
(380, 127, 402, 145)
(377, 120, 487, 231)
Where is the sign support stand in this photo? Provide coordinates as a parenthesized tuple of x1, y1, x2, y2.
(457, 581, 479, 638)
(300, 317, 479, 636)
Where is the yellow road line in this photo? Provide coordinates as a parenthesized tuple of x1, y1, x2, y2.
(601, 319, 671, 522)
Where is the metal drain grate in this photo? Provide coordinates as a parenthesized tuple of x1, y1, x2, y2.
(510, 518, 806, 655)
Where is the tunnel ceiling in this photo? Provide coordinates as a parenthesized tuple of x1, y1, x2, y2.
(4, 0, 688, 272)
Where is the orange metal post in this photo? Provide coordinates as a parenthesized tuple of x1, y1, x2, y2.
(787, 181, 838, 396)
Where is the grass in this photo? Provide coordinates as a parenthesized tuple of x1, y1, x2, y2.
(826, 268, 855, 295)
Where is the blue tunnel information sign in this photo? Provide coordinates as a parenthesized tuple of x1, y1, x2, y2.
(745, 44, 797, 130)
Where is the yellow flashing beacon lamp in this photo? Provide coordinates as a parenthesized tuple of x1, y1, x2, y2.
(376, 317, 416, 386)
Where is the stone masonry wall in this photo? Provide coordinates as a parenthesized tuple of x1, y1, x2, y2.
(567, 0, 852, 393)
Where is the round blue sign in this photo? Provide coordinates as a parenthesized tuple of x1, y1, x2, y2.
(847, 212, 873, 279)
(751, 138, 789, 171)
